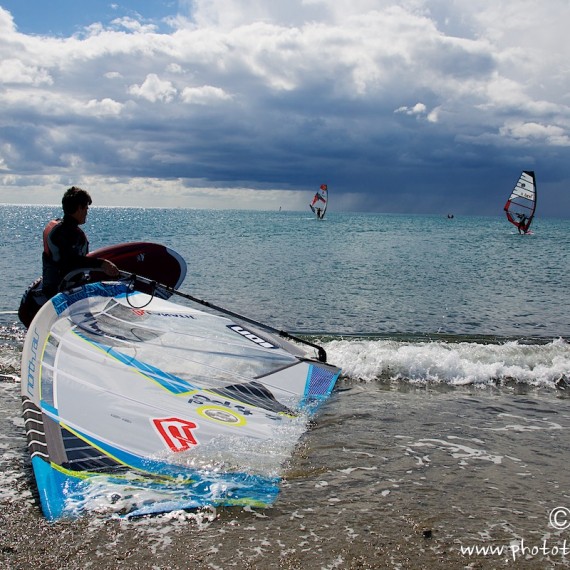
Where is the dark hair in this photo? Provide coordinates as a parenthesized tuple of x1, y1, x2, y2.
(62, 186, 92, 216)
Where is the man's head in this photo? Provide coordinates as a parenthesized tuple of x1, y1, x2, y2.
(62, 186, 92, 224)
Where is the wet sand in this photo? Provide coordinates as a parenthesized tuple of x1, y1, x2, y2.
(3, 376, 570, 569)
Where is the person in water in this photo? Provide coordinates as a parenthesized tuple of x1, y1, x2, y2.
(516, 213, 529, 234)
(41, 186, 119, 297)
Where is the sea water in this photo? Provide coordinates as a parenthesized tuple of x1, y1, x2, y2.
(1, 204, 570, 569)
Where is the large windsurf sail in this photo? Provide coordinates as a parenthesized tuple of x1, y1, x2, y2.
(21, 281, 341, 519)
(309, 184, 328, 219)
(504, 171, 537, 234)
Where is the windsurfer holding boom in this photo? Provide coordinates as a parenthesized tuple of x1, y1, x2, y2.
(516, 213, 529, 234)
(18, 187, 119, 328)
(310, 183, 328, 219)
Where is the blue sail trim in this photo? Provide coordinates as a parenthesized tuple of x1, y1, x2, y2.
(74, 331, 199, 395)
(32, 424, 281, 520)
(51, 282, 131, 315)
(300, 364, 340, 413)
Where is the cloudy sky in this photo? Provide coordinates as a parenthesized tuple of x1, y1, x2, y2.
(0, 1, 568, 216)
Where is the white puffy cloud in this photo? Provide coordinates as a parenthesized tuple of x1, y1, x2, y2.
(395, 103, 428, 116)
(500, 122, 570, 147)
(0, 59, 53, 85)
(181, 85, 232, 105)
(85, 98, 124, 116)
(128, 74, 177, 103)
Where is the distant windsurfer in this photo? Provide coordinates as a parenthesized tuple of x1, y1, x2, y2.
(310, 183, 328, 220)
(504, 171, 536, 234)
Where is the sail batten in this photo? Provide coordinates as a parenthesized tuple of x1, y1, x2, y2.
(504, 170, 537, 234)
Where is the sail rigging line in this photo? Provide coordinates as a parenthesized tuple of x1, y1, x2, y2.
(118, 272, 329, 364)
(504, 170, 537, 234)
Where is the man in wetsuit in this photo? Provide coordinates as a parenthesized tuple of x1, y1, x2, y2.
(516, 213, 528, 235)
(42, 186, 119, 297)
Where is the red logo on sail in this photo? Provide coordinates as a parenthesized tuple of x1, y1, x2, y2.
(152, 417, 198, 452)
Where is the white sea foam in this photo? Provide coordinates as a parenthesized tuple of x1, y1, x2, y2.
(0, 350, 21, 374)
(325, 338, 570, 387)
(408, 437, 506, 465)
(484, 413, 563, 432)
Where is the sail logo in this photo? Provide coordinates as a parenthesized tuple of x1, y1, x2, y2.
(152, 417, 198, 452)
(228, 324, 276, 349)
(197, 405, 247, 427)
(26, 328, 41, 397)
(146, 311, 195, 319)
(188, 393, 253, 416)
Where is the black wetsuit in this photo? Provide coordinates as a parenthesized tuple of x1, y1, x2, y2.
(42, 215, 104, 297)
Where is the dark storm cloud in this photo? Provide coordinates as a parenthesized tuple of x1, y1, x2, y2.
(0, 1, 568, 215)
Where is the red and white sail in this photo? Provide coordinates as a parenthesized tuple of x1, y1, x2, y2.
(504, 171, 537, 234)
(309, 184, 329, 219)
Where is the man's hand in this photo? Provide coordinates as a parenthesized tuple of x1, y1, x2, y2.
(101, 259, 120, 277)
